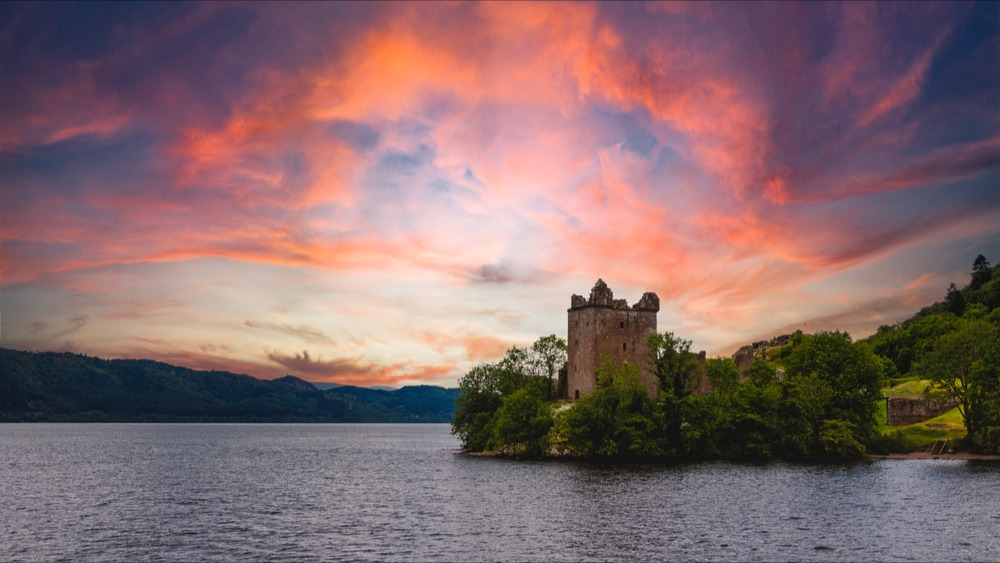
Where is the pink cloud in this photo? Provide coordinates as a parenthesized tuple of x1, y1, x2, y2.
(2, 2, 996, 381)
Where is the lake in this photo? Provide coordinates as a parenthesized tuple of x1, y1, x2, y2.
(2, 424, 997, 562)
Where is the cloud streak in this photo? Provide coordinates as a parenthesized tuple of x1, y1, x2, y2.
(2, 2, 997, 385)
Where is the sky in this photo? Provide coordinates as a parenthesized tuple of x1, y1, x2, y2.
(2, 1, 998, 387)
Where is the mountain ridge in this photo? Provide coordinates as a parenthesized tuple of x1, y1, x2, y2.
(0, 348, 458, 423)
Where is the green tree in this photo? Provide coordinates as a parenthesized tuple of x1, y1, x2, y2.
(678, 392, 723, 457)
(818, 419, 866, 458)
(721, 381, 779, 459)
(916, 319, 1000, 453)
(971, 254, 992, 291)
(784, 332, 885, 448)
(868, 323, 916, 377)
(947, 283, 966, 316)
(744, 360, 777, 388)
(557, 359, 664, 457)
(648, 332, 698, 394)
(450, 363, 503, 451)
(528, 335, 567, 399)
(773, 375, 832, 457)
(489, 379, 553, 456)
(648, 332, 699, 448)
(705, 357, 740, 395)
(495, 346, 530, 395)
(452, 338, 567, 452)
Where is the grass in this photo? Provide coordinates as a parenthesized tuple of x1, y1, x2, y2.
(885, 378, 932, 397)
(877, 378, 966, 451)
(879, 406, 967, 451)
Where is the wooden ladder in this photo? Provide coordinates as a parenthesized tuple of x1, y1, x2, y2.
(930, 439, 948, 455)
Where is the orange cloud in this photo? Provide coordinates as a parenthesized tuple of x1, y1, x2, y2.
(421, 331, 514, 362)
(266, 348, 456, 387)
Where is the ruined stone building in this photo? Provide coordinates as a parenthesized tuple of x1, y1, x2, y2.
(732, 333, 795, 372)
(563, 279, 661, 400)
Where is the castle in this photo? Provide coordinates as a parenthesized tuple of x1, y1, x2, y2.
(562, 279, 661, 399)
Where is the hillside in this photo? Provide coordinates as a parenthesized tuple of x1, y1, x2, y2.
(0, 349, 459, 423)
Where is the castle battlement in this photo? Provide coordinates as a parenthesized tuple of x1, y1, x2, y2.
(569, 278, 660, 312)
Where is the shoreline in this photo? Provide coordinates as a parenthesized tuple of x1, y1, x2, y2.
(867, 451, 1000, 461)
(467, 450, 1000, 461)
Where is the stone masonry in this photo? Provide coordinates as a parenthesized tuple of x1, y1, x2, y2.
(886, 396, 957, 426)
(732, 333, 795, 372)
(565, 280, 660, 400)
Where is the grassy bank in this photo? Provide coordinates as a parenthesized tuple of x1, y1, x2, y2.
(877, 378, 967, 451)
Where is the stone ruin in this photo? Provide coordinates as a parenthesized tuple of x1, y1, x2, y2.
(732, 333, 795, 372)
(563, 280, 661, 400)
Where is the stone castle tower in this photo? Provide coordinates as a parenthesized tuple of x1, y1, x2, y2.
(564, 279, 660, 400)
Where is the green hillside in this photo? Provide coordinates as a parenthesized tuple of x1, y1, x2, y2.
(860, 256, 1000, 453)
(0, 349, 459, 423)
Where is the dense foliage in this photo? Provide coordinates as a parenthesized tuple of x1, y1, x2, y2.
(454, 256, 1000, 458)
(0, 349, 459, 422)
(451, 336, 566, 454)
(864, 255, 1000, 453)
(633, 330, 878, 459)
(556, 359, 665, 457)
(453, 330, 886, 459)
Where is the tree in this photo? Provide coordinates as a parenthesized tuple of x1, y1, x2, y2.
(971, 254, 992, 291)
(744, 360, 777, 388)
(721, 381, 779, 459)
(784, 332, 885, 448)
(947, 283, 966, 317)
(818, 419, 866, 458)
(489, 379, 553, 456)
(648, 332, 699, 449)
(451, 338, 566, 452)
(917, 319, 1000, 453)
(648, 332, 698, 394)
(773, 375, 831, 457)
(529, 335, 567, 399)
(557, 358, 664, 457)
(705, 357, 740, 395)
(451, 363, 504, 451)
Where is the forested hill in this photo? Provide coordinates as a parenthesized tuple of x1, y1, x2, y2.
(0, 348, 459, 423)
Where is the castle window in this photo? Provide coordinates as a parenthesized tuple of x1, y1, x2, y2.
(623, 342, 627, 351)
(620, 321, 624, 329)
(574, 390, 580, 400)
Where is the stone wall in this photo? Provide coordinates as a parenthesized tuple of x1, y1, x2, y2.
(886, 396, 957, 426)
(566, 280, 659, 399)
(732, 333, 795, 372)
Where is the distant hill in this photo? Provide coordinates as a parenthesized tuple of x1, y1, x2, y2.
(0, 349, 459, 423)
(309, 381, 343, 390)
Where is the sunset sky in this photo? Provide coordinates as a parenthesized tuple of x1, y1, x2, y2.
(2, 2, 998, 387)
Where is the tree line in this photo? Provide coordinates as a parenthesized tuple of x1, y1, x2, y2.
(452, 255, 1000, 458)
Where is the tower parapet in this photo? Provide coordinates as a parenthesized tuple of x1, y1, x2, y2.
(568, 279, 660, 312)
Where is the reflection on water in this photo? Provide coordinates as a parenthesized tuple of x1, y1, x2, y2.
(1, 424, 997, 562)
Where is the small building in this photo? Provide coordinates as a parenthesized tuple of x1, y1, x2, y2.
(564, 279, 660, 400)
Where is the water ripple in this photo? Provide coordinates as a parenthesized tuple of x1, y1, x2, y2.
(1, 424, 998, 562)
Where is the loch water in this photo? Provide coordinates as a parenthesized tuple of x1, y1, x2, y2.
(2, 423, 998, 562)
